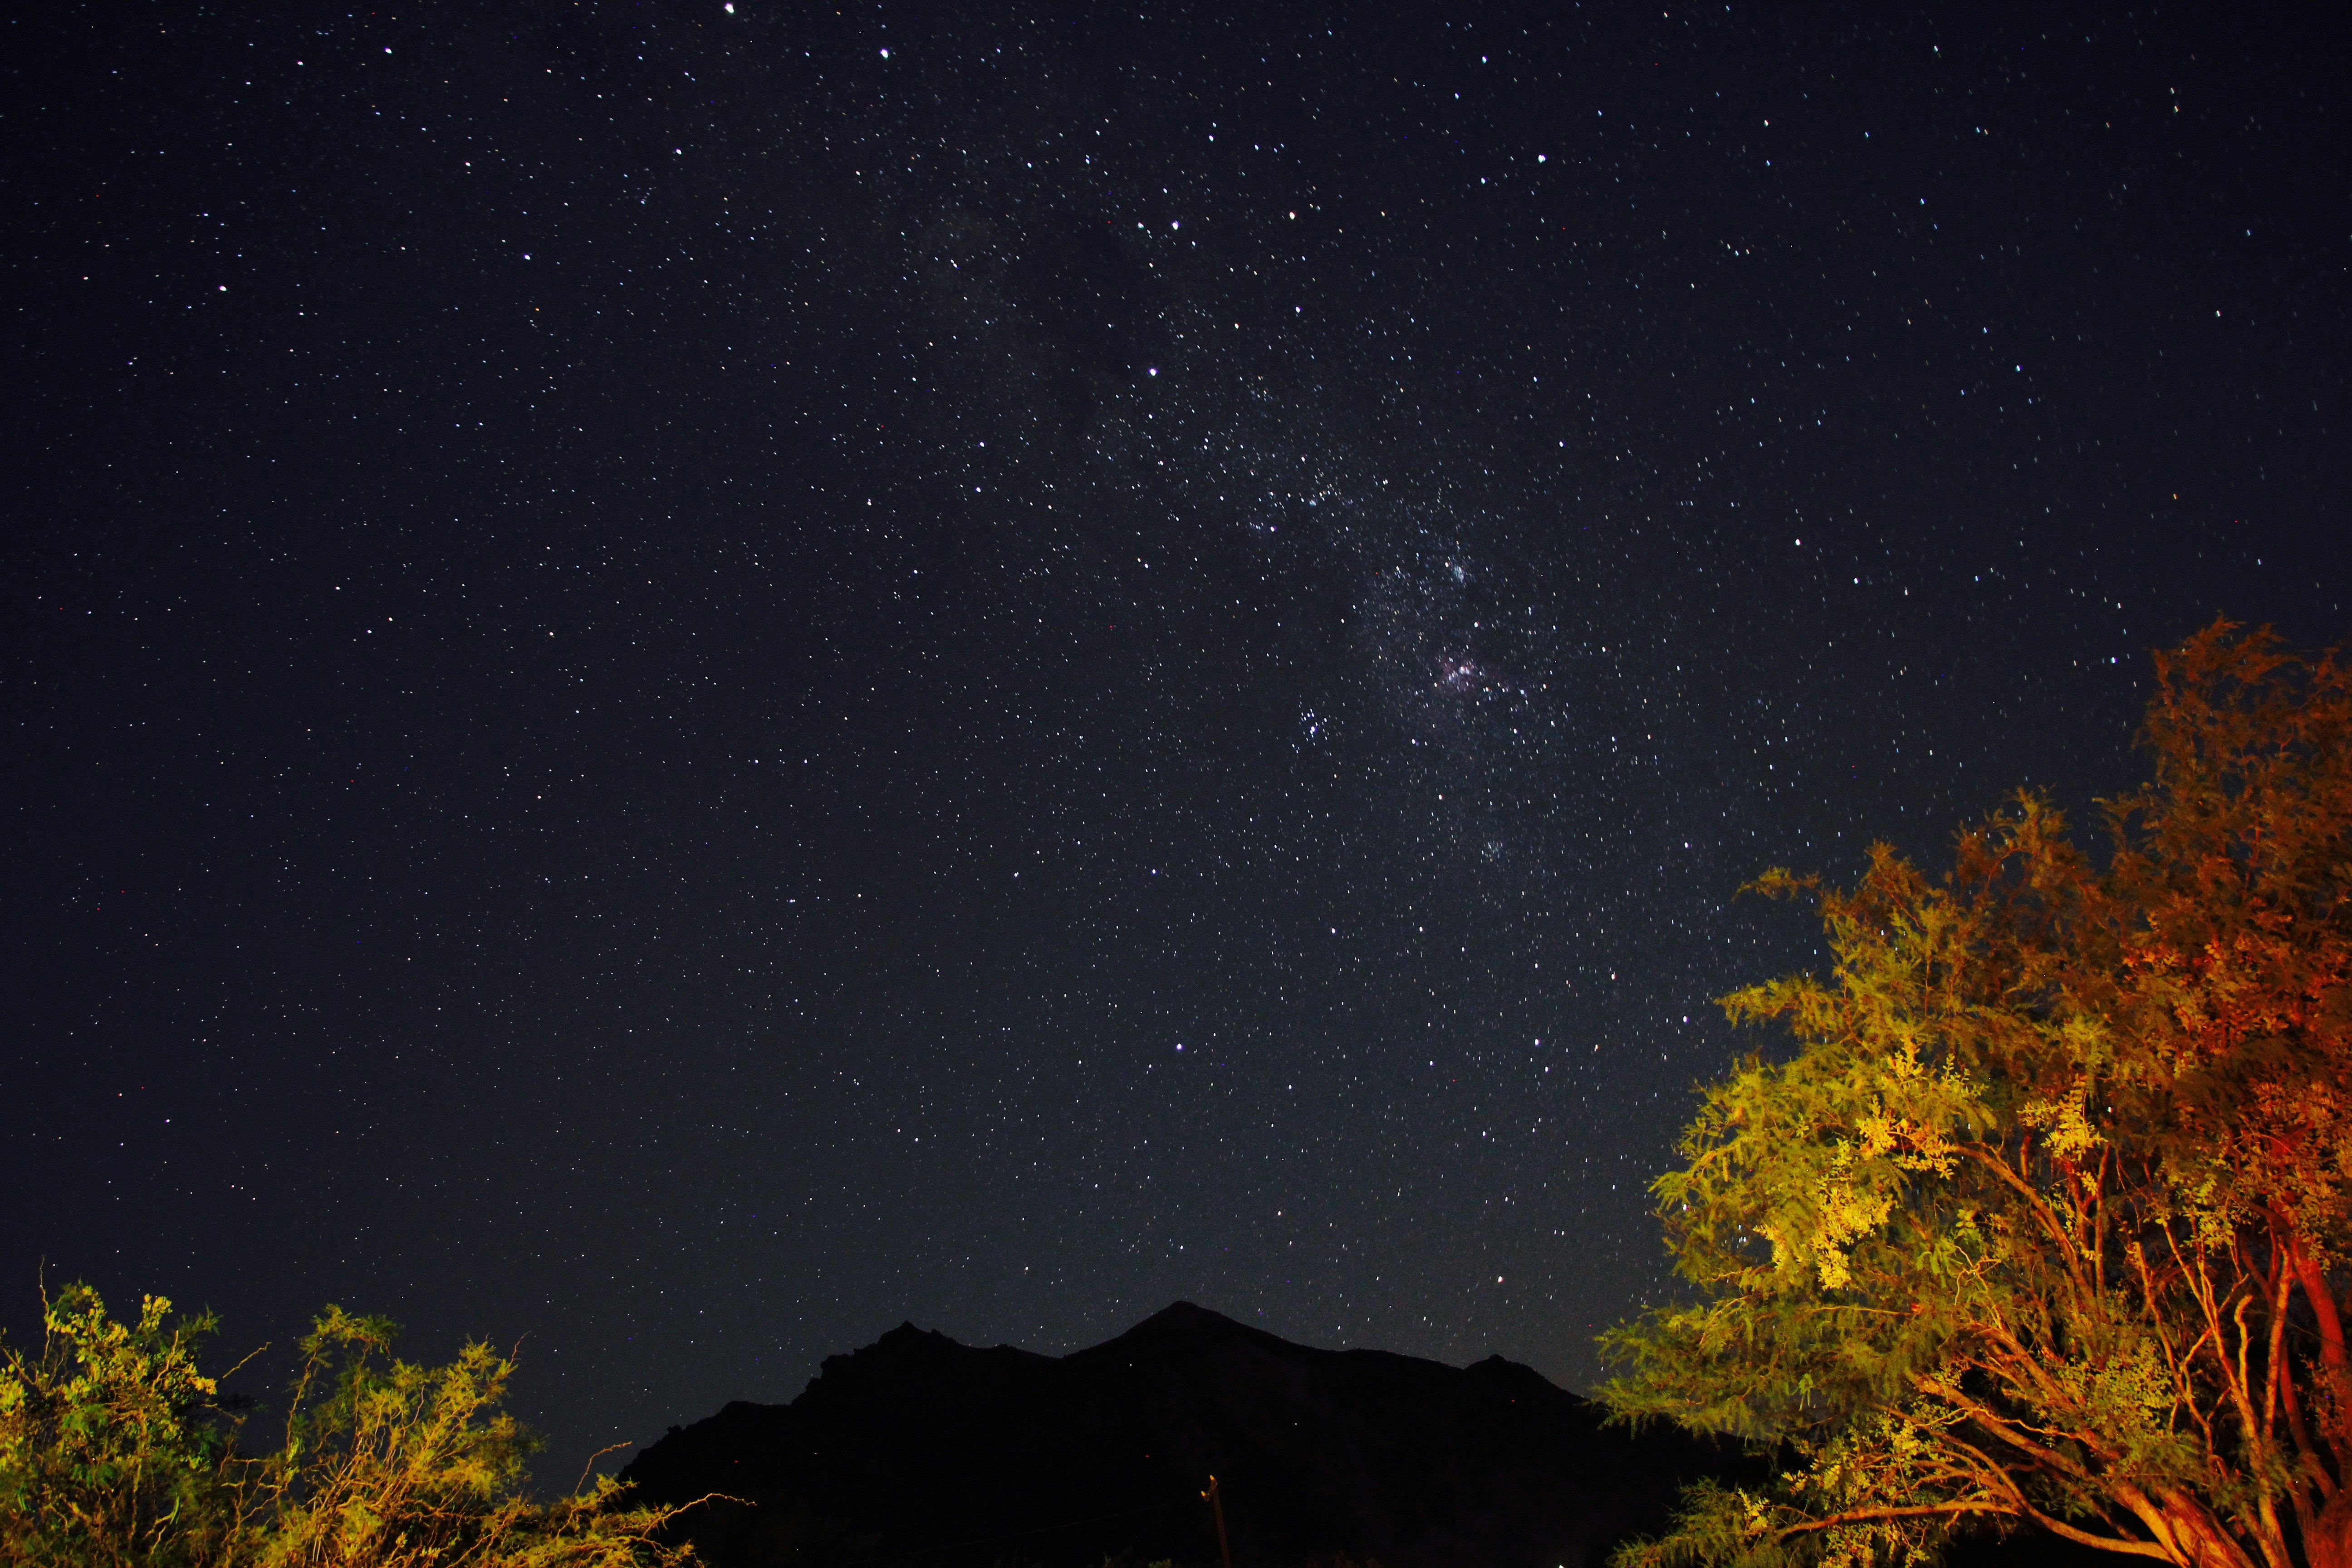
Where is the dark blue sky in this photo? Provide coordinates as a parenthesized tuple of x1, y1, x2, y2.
(6, 1, 2344, 1480)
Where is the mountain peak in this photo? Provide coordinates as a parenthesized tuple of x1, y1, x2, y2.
(623, 1303, 1737, 1568)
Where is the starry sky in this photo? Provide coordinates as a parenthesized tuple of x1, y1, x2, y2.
(6, 1, 2347, 1480)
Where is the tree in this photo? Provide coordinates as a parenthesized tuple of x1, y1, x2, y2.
(1601, 620, 2352, 1568)
(0, 1283, 245, 1567)
(0, 1283, 710, 1567)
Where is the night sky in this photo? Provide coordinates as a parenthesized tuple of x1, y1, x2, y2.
(7, 2, 2347, 1481)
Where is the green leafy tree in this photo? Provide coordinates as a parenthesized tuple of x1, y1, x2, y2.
(1602, 621, 2352, 1568)
(0, 1284, 710, 1567)
(0, 1283, 246, 1566)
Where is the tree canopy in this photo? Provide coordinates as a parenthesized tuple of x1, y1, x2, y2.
(0, 1282, 707, 1568)
(1602, 620, 2352, 1568)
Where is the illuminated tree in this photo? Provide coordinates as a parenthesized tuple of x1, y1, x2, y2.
(0, 1284, 243, 1567)
(0, 1284, 707, 1567)
(1602, 621, 2352, 1568)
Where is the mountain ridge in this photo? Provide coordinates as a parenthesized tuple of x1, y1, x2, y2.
(619, 1301, 1735, 1568)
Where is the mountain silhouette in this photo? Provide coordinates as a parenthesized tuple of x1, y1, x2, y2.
(619, 1302, 1743, 1568)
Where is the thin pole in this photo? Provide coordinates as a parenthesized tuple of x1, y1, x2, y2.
(1201, 1474, 1234, 1568)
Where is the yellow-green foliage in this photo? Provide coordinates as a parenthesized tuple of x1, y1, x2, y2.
(0, 1284, 239, 1567)
(1601, 622, 2352, 1568)
(0, 1284, 706, 1568)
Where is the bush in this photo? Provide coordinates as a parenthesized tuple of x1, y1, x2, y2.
(0, 1282, 708, 1568)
